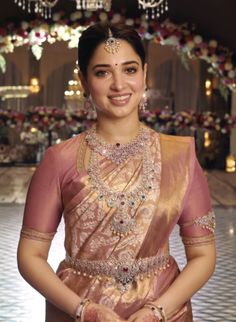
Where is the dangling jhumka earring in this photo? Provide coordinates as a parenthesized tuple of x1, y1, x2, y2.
(104, 29, 121, 54)
(83, 94, 97, 118)
(139, 91, 148, 112)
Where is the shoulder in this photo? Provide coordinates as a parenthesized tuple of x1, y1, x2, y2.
(158, 133, 195, 164)
(41, 133, 84, 174)
(160, 133, 194, 150)
(48, 133, 83, 159)
(159, 133, 194, 144)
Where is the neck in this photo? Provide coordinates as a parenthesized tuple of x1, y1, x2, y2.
(96, 115, 141, 144)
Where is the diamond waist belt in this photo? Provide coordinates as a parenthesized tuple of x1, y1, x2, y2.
(65, 253, 170, 292)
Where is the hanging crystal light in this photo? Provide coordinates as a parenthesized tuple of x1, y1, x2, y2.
(138, 0, 168, 19)
(14, 0, 168, 19)
(76, 0, 111, 11)
(14, 0, 59, 18)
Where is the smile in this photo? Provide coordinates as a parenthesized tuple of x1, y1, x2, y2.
(108, 94, 131, 105)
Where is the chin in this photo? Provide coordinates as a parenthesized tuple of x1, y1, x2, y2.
(96, 101, 139, 118)
(111, 107, 138, 118)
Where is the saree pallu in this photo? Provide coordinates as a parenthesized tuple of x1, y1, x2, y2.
(21, 129, 215, 322)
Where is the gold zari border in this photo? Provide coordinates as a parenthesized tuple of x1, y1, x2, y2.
(20, 226, 55, 242)
(182, 233, 215, 247)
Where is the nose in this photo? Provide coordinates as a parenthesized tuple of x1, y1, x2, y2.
(110, 71, 125, 91)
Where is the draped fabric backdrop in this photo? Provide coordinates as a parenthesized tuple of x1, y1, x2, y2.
(0, 60, 22, 86)
(44, 62, 74, 108)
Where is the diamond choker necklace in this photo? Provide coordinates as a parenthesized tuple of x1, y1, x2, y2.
(85, 125, 150, 165)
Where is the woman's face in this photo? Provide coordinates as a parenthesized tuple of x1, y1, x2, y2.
(82, 39, 147, 120)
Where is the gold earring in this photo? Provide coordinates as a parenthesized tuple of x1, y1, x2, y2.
(84, 94, 97, 118)
(139, 91, 148, 112)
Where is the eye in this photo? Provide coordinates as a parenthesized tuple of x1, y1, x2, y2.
(125, 66, 138, 74)
(94, 70, 109, 77)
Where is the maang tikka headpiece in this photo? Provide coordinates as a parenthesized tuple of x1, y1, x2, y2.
(104, 28, 120, 54)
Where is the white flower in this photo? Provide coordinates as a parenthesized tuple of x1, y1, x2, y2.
(84, 11, 92, 18)
(29, 30, 46, 45)
(21, 21, 29, 30)
(144, 32, 153, 40)
(111, 13, 121, 23)
(201, 48, 209, 57)
(228, 70, 235, 78)
(31, 44, 43, 60)
(225, 62, 233, 71)
(210, 54, 218, 63)
(209, 40, 218, 48)
(186, 40, 195, 49)
(99, 12, 108, 21)
(168, 35, 179, 46)
(194, 35, 203, 44)
(47, 35, 56, 44)
(56, 25, 71, 41)
(126, 19, 134, 26)
(70, 11, 82, 21)
(52, 13, 61, 21)
(68, 34, 80, 48)
(0, 54, 6, 73)
(141, 21, 148, 29)
(4, 43, 14, 53)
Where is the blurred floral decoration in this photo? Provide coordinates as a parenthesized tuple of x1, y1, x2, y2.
(0, 106, 95, 140)
(153, 20, 236, 98)
(0, 107, 235, 138)
(140, 108, 236, 134)
(0, 11, 236, 93)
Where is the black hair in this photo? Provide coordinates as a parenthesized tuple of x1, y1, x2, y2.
(78, 22, 146, 76)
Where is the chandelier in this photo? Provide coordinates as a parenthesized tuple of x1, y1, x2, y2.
(14, 0, 168, 19)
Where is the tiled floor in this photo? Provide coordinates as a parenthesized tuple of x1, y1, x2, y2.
(0, 167, 236, 321)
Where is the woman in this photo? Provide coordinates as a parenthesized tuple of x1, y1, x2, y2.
(17, 22, 216, 322)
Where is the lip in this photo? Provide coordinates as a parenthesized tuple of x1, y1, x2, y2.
(108, 94, 131, 106)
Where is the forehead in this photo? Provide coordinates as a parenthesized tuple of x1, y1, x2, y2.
(88, 39, 142, 67)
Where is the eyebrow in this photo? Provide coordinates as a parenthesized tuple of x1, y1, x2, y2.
(92, 61, 140, 70)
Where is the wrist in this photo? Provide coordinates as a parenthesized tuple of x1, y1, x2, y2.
(74, 298, 91, 322)
(144, 302, 167, 322)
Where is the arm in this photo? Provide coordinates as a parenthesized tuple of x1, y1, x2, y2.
(17, 236, 125, 321)
(128, 242, 216, 322)
(17, 147, 124, 322)
(156, 146, 217, 319)
(152, 242, 216, 319)
(17, 237, 81, 317)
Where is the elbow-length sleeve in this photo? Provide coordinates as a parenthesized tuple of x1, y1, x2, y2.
(178, 149, 216, 247)
(20, 147, 63, 242)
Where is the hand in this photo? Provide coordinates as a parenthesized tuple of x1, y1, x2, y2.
(83, 302, 126, 322)
(128, 307, 158, 322)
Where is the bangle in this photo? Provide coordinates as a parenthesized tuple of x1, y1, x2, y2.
(144, 303, 167, 322)
(74, 298, 90, 322)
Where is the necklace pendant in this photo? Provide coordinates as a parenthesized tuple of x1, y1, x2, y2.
(111, 212, 136, 237)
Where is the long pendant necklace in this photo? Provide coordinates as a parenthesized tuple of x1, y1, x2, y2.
(86, 126, 156, 237)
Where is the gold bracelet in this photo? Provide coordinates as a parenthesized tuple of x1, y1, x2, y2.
(144, 303, 167, 322)
(74, 299, 90, 322)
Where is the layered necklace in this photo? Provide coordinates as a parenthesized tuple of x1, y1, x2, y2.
(86, 125, 156, 237)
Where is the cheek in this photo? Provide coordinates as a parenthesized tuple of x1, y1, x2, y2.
(129, 75, 145, 92)
(87, 78, 105, 98)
